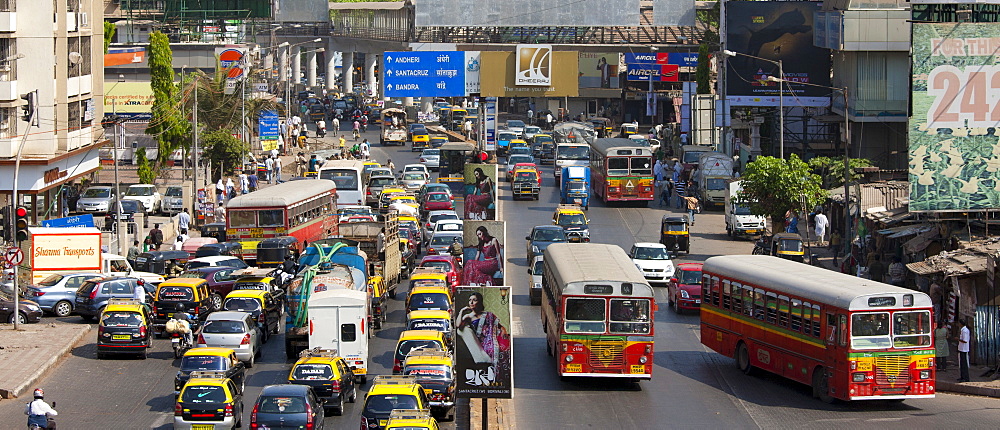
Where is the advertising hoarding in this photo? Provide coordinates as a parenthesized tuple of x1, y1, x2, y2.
(515, 45, 552, 86)
(382, 51, 466, 98)
(480, 51, 578, 97)
(464, 164, 498, 221)
(258, 110, 279, 140)
(461, 221, 505, 287)
(104, 82, 153, 118)
(484, 98, 497, 151)
(26, 228, 102, 271)
(909, 23, 1000, 212)
(215, 47, 247, 79)
(624, 52, 698, 67)
(626, 63, 680, 82)
(579, 52, 620, 89)
(454, 285, 512, 398)
(466, 51, 481, 95)
(415, 0, 639, 27)
(725, 2, 831, 107)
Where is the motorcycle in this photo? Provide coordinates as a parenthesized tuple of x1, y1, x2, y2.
(317, 124, 327, 138)
(170, 330, 193, 359)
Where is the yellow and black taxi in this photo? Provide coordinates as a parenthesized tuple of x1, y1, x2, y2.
(552, 204, 591, 242)
(384, 409, 440, 430)
(175, 347, 246, 397)
(152, 278, 214, 336)
(409, 124, 430, 151)
(405, 309, 454, 347)
(393, 330, 449, 374)
(96, 298, 152, 360)
(405, 284, 452, 316)
(369, 275, 389, 330)
(401, 349, 456, 421)
(408, 268, 449, 297)
(174, 370, 244, 430)
(361, 376, 431, 430)
(221, 288, 282, 343)
(287, 347, 358, 416)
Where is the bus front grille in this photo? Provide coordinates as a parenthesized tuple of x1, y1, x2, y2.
(875, 354, 910, 386)
(588, 340, 625, 369)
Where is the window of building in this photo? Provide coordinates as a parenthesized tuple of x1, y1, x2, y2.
(0, 38, 15, 82)
(80, 37, 91, 76)
(68, 37, 81, 78)
(0, 0, 15, 12)
(68, 101, 80, 132)
(0, 107, 15, 139)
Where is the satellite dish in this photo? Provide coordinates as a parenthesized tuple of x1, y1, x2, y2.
(68, 52, 83, 65)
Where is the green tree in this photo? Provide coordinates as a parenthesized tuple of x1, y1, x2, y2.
(203, 130, 248, 178)
(136, 148, 155, 184)
(188, 69, 278, 136)
(103, 21, 116, 54)
(696, 43, 711, 94)
(146, 31, 190, 173)
(808, 156, 873, 188)
(738, 154, 827, 232)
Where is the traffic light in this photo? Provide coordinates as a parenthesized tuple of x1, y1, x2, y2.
(20, 91, 33, 123)
(14, 206, 28, 242)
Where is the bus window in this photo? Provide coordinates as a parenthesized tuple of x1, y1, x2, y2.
(722, 281, 731, 310)
(731, 283, 742, 314)
(765, 292, 778, 325)
(711, 277, 721, 307)
(741, 286, 752, 317)
(753, 289, 765, 321)
(777, 296, 790, 327)
(838, 314, 849, 347)
(609, 299, 651, 334)
(607, 158, 629, 176)
(891, 310, 932, 347)
(790, 299, 802, 332)
(812, 305, 822, 337)
(229, 210, 256, 228)
(258, 209, 285, 227)
(629, 157, 651, 175)
(564, 297, 606, 333)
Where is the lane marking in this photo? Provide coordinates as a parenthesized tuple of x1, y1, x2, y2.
(512, 317, 524, 336)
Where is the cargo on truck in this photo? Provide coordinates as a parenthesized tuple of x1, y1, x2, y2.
(381, 108, 408, 146)
(332, 211, 403, 292)
(693, 152, 734, 209)
(725, 180, 768, 238)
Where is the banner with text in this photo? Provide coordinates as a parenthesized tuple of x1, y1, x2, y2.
(909, 23, 1000, 212)
(480, 51, 578, 97)
(455, 284, 512, 398)
(383, 51, 466, 98)
(579, 52, 621, 88)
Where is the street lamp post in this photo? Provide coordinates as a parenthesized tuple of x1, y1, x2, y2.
(722, 50, 783, 158)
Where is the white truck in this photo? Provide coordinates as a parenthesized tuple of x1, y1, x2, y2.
(307, 288, 371, 383)
(693, 152, 734, 209)
(724, 180, 767, 238)
(22, 227, 163, 284)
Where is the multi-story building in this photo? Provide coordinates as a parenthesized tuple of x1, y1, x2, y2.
(0, 0, 104, 222)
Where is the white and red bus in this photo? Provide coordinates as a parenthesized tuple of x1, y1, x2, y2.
(541, 243, 655, 379)
(225, 179, 339, 262)
(701, 255, 936, 402)
(588, 138, 654, 203)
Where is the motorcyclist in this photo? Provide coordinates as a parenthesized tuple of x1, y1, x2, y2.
(167, 305, 194, 348)
(24, 388, 57, 430)
(448, 237, 463, 262)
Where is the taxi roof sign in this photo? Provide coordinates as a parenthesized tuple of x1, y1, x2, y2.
(189, 371, 227, 380)
(389, 409, 433, 420)
(404, 348, 449, 359)
(373, 375, 417, 386)
(106, 298, 143, 306)
(300, 347, 340, 358)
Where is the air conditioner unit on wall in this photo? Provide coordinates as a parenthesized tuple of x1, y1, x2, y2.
(78, 12, 88, 27)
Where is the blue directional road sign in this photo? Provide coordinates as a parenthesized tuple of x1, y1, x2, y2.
(40, 214, 95, 228)
(383, 51, 466, 98)
(258, 110, 279, 140)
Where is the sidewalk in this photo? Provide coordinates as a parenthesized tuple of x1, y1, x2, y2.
(0, 322, 92, 399)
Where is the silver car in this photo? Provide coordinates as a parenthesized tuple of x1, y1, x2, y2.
(197, 311, 262, 367)
(76, 186, 117, 214)
(427, 231, 463, 255)
(162, 186, 184, 214)
(529, 256, 544, 306)
(399, 172, 429, 191)
(422, 210, 460, 240)
(419, 148, 441, 171)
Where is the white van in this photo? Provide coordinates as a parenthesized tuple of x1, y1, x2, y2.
(308, 288, 370, 382)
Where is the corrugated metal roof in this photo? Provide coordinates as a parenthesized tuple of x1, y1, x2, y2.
(905, 237, 1000, 277)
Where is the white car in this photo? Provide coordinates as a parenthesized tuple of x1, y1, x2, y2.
(430, 219, 463, 243)
(186, 256, 249, 270)
(124, 184, 162, 215)
(162, 186, 185, 215)
(419, 149, 441, 170)
(529, 256, 543, 306)
(399, 172, 429, 191)
(629, 242, 675, 285)
(197, 311, 262, 367)
(403, 163, 430, 177)
(422, 210, 460, 239)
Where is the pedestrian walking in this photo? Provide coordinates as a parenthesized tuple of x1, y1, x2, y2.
(813, 210, 829, 246)
(332, 117, 340, 133)
(296, 152, 308, 177)
(215, 202, 226, 223)
(225, 177, 235, 199)
(264, 156, 274, 183)
(127, 240, 140, 268)
(673, 179, 687, 209)
(657, 179, 670, 207)
(887, 256, 906, 286)
(653, 159, 664, 181)
(387, 159, 396, 172)
(176, 208, 191, 232)
(239, 171, 249, 194)
(339, 135, 347, 157)
(935, 320, 950, 370)
(829, 230, 842, 265)
(216, 178, 225, 203)
(273, 156, 283, 183)
(684, 195, 700, 225)
(785, 210, 799, 234)
(149, 223, 164, 250)
(957, 319, 971, 382)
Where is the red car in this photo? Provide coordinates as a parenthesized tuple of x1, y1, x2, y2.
(421, 191, 455, 212)
(418, 255, 463, 291)
(179, 267, 239, 311)
(667, 262, 703, 313)
(506, 162, 542, 184)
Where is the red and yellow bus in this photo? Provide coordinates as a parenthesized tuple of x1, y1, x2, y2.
(701, 255, 935, 402)
(225, 179, 339, 262)
(588, 138, 654, 203)
(541, 243, 655, 379)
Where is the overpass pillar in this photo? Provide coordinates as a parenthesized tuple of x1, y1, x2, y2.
(365, 54, 377, 98)
(292, 46, 302, 87)
(343, 52, 355, 94)
(326, 41, 338, 92)
(307, 49, 318, 87)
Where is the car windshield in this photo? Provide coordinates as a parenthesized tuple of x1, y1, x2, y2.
(678, 269, 702, 284)
(157, 286, 194, 301)
(203, 320, 246, 334)
(557, 145, 590, 160)
(370, 178, 396, 187)
(531, 261, 544, 275)
(126, 187, 153, 196)
(558, 214, 586, 226)
(120, 200, 141, 212)
(178, 270, 210, 279)
(515, 171, 537, 182)
(510, 147, 531, 156)
(429, 213, 458, 223)
(257, 396, 307, 413)
(292, 363, 333, 380)
(427, 193, 450, 202)
(396, 339, 444, 359)
(101, 311, 144, 327)
(364, 394, 419, 415)
(408, 293, 450, 311)
(404, 365, 453, 382)
(535, 135, 553, 144)
(421, 261, 452, 271)
(525, 126, 541, 134)
(630, 138, 649, 146)
(38, 274, 65, 287)
(734, 205, 753, 216)
(403, 173, 425, 181)
(431, 235, 460, 245)
(166, 187, 183, 197)
(408, 318, 450, 332)
(634, 247, 670, 260)
(404, 166, 424, 172)
(533, 229, 566, 242)
(565, 297, 606, 333)
(507, 120, 525, 128)
(182, 386, 227, 404)
(83, 188, 110, 198)
(223, 298, 261, 312)
(422, 149, 440, 156)
(509, 155, 533, 165)
(180, 355, 226, 371)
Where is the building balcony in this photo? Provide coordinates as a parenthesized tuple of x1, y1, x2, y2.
(67, 75, 91, 97)
(0, 79, 15, 101)
(0, 136, 14, 157)
(0, 12, 15, 32)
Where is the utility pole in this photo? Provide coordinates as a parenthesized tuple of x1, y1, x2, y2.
(192, 77, 199, 223)
(112, 100, 123, 255)
(11, 89, 36, 329)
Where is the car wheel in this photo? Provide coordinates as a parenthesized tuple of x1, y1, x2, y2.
(139, 348, 148, 360)
(53, 300, 73, 317)
(9, 311, 26, 324)
(672, 297, 681, 314)
(245, 354, 255, 369)
(348, 386, 357, 403)
(210, 293, 223, 311)
(332, 393, 345, 416)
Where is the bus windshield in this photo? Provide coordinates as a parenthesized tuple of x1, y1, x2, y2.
(609, 299, 651, 334)
(892, 311, 932, 347)
(320, 170, 360, 190)
(706, 178, 728, 190)
(851, 312, 891, 349)
(630, 157, 652, 175)
(564, 297, 606, 333)
(229, 210, 256, 228)
(607, 158, 629, 176)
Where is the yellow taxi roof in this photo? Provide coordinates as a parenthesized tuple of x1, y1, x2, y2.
(292, 355, 342, 367)
(390, 196, 418, 202)
(407, 309, 451, 320)
(157, 278, 207, 288)
(398, 216, 419, 223)
(556, 208, 584, 215)
(399, 330, 446, 342)
(534, 133, 552, 138)
(235, 276, 274, 283)
(382, 187, 406, 194)
(510, 139, 527, 144)
(368, 376, 424, 396)
(409, 284, 450, 294)
(102, 299, 147, 314)
(410, 272, 447, 281)
(225, 289, 268, 299)
(364, 162, 381, 167)
(183, 347, 236, 357)
(403, 353, 453, 367)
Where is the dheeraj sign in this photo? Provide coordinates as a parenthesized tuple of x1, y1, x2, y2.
(480, 51, 578, 97)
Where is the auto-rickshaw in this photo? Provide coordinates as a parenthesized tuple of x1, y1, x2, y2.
(134, 250, 191, 277)
(152, 278, 214, 337)
(200, 222, 228, 242)
(659, 215, 691, 255)
(369, 275, 388, 329)
(255, 236, 299, 268)
(195, 242, 243, 258)
(222, 289, 282, 343)
(618, 122, 639, 137)
(96, 298, 152, 359)
(756, 232, 806, 262)
(588, 117, 613, 138)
